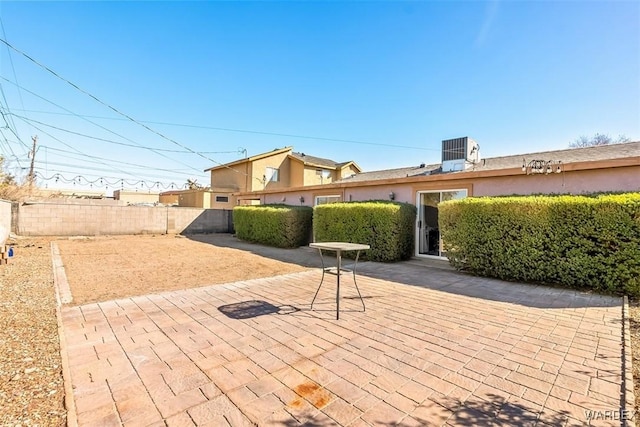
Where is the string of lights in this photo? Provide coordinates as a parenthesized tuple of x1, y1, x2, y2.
(35, 171, 190, 190)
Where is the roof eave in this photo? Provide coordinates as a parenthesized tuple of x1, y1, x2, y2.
(205, 146, 293, 172)
(232, 156, 640, 197)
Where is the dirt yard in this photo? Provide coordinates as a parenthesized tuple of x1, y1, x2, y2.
(56, 234, 310, 305)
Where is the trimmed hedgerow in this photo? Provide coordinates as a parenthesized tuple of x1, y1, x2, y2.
(313, 201, 416, 262)
(439, 193, 640, 295)
(233, 204, 313, 248)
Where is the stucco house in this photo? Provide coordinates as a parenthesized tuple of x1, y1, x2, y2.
(204, 146, 361, 208)
(113, 190, 159, 205)
(233, 138, 640, 259)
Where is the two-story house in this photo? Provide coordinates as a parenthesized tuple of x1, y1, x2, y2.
(204, 146, 361, 207)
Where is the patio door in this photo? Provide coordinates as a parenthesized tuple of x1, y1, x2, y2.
(416, 189, 467, 258)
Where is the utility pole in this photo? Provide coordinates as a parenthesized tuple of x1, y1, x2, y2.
(29, 135, 37, 191)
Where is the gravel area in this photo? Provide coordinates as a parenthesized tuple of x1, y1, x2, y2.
(0, 237, 66, 426)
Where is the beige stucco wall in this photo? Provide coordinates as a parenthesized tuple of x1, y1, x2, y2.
(177, 190, 212, 208)
(210, 165, 246, 191)
(251, 151, 292, 191)
(340, 164, 360, 179)
(159, 193, 179, 205)
(302, 167, 335, 186)
(289, 161, 305, 187)
(472, 166, 640, 196)
(210, 192, 236, 209)
(113, 190, 160, 204)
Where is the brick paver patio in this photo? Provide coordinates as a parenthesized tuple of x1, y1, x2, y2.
(59, 254, 628, 426)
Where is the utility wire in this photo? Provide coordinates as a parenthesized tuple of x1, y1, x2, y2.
(24, 119, 142, 180)
(41, 145, 198, 175)
(0, 76, 206, 174)
(0, 107, 30, 151)
(35, 161, 195, 181)
(11, 113, 239, 155)
(0, 17, 31, 143)
(0, 37, 255, 175)
(14, 108, 438, 152)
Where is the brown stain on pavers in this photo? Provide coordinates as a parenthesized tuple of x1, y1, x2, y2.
(291, 382, 332, 409)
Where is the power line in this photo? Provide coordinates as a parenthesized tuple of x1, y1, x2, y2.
(40, 145, 198, 175)
(0, 37, 252, 174)
(11, 113, 241, 155)
(34, 161, 200, 181)
(0, 17, 31, 142)
(0, 76, 206, 174)
(21, 118, 142, 180)
(13, 108, 438, 152)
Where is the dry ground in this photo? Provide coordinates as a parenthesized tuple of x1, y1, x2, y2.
(56, 234, 310, 305)
(0, 237, 66, 426)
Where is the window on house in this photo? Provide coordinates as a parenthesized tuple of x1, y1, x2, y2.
(315, 195, 341, 205)
(215, 196, 229, 203)
(265, 167, 279, 183)
(316, 169, 332, 182)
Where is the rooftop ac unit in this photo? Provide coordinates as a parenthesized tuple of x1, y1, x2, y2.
(441, 137, 480, 172)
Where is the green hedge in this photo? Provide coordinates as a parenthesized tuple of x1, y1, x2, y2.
(313, 201, 416, 262)
(233, 204, 313, 248)
(439, 193, 640, 295)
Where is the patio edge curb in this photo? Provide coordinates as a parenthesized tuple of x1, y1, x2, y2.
(623, 295, 635, 427)
(51, 242, 78, 427)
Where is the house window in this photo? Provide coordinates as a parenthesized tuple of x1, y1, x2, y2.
(316, 169, 332, 183)
(215, 196, 229, 203)
(265, 167, 279, 183)
(315, 195, 341, 205)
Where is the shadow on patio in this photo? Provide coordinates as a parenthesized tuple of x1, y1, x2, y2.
(186, 233, 620, 311)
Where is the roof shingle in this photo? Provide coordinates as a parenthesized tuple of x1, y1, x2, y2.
(337, 141, 640, 183)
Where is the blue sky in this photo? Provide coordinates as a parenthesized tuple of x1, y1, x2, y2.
(0, 1, 638, 193)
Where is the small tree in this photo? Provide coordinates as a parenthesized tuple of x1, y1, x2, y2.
(0, 155, 15, 186)
(0, 155, 21, 201)
(570, 133, 630, 148)
(186, 178, 202, 190)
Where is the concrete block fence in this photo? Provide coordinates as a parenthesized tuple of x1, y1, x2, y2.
(13, 200, 233, 236)
(0, 199, 10, 244)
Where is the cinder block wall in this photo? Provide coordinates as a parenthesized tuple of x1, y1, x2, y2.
(170, 208, 232, 234)
(14, 200, 232, 236)
(0, 199, 11, 244)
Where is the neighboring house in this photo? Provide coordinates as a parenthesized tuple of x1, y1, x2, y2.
(159, 189, 215, 208)
(233, 138, 640, 259)
(113, 190, 159, 205)
(158, 190, 180, 206)
(204, 146, 361, 206)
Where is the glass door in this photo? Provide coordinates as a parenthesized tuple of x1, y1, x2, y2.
(416, 190, 467, 257)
